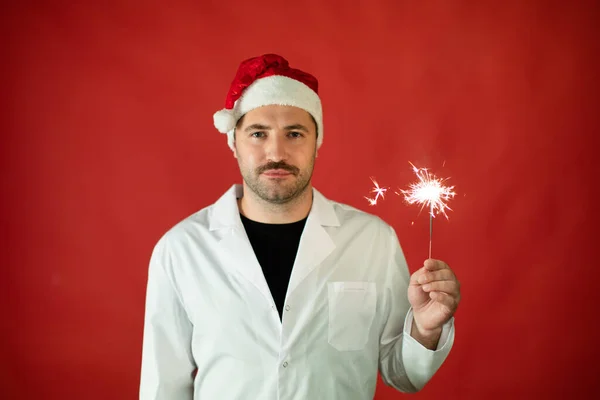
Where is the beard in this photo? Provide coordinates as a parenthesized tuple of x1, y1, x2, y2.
(240, 158, 315, 205)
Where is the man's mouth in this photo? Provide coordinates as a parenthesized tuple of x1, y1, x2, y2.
(262, 169, 293, 177)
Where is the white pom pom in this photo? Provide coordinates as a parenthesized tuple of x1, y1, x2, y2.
(213, 109, 236, 133)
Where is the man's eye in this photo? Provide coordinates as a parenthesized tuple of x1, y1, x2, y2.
(251, 132, 265, 138)
(288, 131, 302, 138)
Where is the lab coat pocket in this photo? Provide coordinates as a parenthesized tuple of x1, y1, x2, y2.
(327, 281, 377, 351)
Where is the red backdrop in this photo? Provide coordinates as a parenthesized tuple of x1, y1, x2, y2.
(2, 1, 599, 398)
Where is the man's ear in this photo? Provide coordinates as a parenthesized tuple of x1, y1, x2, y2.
(232, 129, 238, 158)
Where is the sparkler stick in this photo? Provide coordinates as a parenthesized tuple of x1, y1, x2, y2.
(429, 208, 433, 259)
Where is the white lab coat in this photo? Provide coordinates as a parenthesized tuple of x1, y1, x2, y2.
(140, 184, 454, 399)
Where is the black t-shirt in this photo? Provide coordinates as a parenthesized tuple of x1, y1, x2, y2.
(240, 213, 307, 319)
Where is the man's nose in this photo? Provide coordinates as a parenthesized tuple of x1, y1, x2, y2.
(265, 133, 287, 161)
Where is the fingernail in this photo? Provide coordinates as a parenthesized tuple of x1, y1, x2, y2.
(422, 284, 431, 291)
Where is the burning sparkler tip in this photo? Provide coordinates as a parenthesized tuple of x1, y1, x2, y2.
(363, 163, 456, 219)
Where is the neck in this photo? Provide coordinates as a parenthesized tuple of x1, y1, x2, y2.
(238, 184, 313, 224)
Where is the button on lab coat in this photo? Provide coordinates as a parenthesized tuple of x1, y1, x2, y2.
(140, 185, 454, 399)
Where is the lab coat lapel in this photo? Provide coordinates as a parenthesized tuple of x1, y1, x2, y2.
(287, 189, 339, 295)
(209, 185, 273, 304)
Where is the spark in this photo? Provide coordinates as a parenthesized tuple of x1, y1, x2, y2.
(398, 162, 456, 219)
(364, 177, 388, 206)
(364, 197, 377, 206)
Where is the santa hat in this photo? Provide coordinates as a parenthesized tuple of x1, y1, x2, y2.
(213, 54, 323, 151)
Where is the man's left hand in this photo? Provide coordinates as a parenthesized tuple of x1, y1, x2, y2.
(408, 259, 461, 345)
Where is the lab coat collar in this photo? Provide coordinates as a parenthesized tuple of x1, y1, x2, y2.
(209, 183, 339, 304)
(209, 184, 340, 231)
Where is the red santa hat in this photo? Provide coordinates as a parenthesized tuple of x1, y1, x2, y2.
(213, 54, 323, 151)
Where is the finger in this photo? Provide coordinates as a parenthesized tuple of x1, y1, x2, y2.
(410, 265, 428, 286)
(421, 280, 459, 296)
(417, 269, 455, 284)
(429, 291, 458, 311)
(424, 259, 449, 271)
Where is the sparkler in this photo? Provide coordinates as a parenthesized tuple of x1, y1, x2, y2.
(399, 162, 456, 258)
(365, 162, 456, 258)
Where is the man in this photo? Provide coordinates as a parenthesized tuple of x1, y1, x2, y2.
(139, 54, 460, 399)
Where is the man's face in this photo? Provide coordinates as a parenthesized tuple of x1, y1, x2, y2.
(234, 105, 317, 204)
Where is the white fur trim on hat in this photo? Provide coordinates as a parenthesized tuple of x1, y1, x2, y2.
(213, 108, 236, 134)
(213, 75, 323, 151)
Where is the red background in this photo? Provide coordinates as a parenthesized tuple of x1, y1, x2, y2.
(2, 1, 599, 398)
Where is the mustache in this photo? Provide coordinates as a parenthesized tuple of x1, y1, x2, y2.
(257, 161, 299, 175)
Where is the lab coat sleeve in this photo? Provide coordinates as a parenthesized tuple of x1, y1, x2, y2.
(139, 236, 196, 400)
(378, 225, 455, 392)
